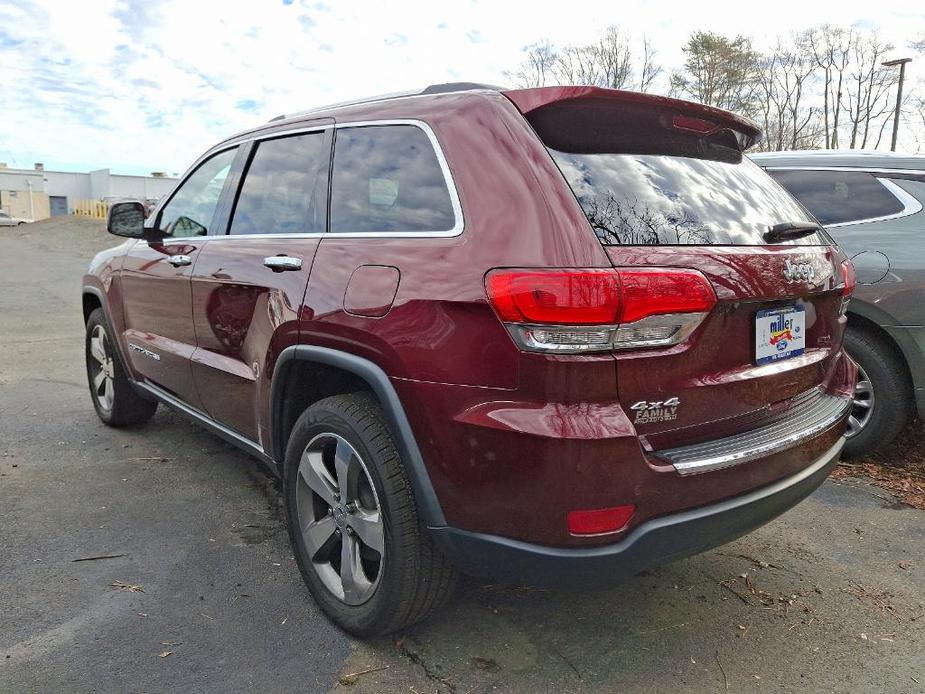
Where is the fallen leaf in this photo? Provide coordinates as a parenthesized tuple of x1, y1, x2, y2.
(158, 651, 172, 658)
(337, 665, 389, 685)
(111, 581, 144, 593)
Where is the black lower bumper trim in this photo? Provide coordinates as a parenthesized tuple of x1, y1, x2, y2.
(430, 438, 843, 587)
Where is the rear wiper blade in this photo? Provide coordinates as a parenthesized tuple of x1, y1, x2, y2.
(764, 221, 823, 243)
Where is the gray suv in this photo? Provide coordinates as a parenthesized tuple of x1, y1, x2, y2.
(752, 151, 924, 458)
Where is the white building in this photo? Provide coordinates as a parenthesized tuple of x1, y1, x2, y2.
(0, 163, 178, 221)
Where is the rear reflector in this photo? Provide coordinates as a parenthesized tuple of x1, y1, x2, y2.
(567, 505, 636, 535)
(485, 268, 716, 353)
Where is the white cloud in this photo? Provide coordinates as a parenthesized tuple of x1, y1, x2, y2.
(0, 0, 923, 174)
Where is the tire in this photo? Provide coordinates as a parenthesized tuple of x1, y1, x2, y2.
(85, 308, 157, 427)
(284, 392, 457, 636)
(842, 327, 913, 459)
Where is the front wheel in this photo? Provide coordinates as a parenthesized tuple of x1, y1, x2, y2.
(284, 393, 456, 635)
(85, 308, 157, 427)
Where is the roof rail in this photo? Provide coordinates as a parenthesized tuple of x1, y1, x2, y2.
(268, 82, 502, 123)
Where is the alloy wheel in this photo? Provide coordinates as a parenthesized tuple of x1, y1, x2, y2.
(88, 324, 115, 412)
(846, 364, 874, 438)
(295, 433, 384, 605)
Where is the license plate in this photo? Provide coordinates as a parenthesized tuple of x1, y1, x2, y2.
(755, 306, 805, 364)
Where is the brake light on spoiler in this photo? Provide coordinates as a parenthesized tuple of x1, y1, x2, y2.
(485, 268, 717, 353)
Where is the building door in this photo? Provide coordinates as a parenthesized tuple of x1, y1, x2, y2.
(49, 196, 68, 216)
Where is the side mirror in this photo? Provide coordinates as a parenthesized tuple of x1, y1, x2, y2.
(106, 201, 147, 238)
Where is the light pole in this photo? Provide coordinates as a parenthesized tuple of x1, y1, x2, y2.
(26, 179, 35, 222)
(882, 57, 912, 152)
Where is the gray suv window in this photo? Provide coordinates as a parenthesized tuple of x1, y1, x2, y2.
(230, 132, 329, 236)
(330, 125, 455, 234)
(767, 170, 904, 226)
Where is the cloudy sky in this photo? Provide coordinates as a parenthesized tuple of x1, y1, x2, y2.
(1, 0, 923, 176)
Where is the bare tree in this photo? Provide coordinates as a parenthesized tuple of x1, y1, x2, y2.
(506, 27, 662, 93)
(842, 33, 897, 148)
(754, 39, 821, 151)
(638, 38, 663, 92)
(596, 26, 634, 89)
(553, 44, 604, 86)
(806, 26, 854, 148)
(504, 41, 557, 88)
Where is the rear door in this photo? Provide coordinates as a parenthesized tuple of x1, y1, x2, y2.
(120, 146, 239, 409)
(512, 90, 848, 448)
(190, 124, 332, 443)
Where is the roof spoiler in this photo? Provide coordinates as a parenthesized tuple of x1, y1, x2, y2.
(503, 86, 762, 153)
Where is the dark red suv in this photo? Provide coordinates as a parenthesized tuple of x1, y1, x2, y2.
(83, 83, 857, 635)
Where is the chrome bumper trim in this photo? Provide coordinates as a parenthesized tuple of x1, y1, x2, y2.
(657, 390, 851, 475)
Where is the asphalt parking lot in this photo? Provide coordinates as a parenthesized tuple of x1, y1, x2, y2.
(2, 218, 924, 693)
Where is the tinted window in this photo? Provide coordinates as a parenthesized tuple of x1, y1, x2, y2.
(550, 151, 825, 246)
(158, 147, 237, 237)
(330, 125, 455, 233)
(230, 132, 329, 236)
(767, 170, 905, 226)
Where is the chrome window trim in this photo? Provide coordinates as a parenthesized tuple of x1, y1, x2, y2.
(326, 119, 464, 238)
(762, 165, 925, 176)
(153, 119, 464, 243)
(765, 167, 924, 228)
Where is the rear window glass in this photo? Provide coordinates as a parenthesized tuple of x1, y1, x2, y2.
(767, 170, 904, 226)
(330, 125, 455, 234)
(550, 151, 826, 246)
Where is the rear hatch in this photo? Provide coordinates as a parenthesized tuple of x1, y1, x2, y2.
(504, 87, 850, 450)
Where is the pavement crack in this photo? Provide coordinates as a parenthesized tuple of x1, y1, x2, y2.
(397, 638, 457, 692)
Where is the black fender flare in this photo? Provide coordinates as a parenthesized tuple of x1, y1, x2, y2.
(270, 345, 447, 528)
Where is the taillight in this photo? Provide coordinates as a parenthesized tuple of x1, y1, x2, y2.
(485, 268, 716, 353)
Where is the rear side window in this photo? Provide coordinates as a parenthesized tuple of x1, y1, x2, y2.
(550, 151, 825, 246)
(330, 125, 455, 234)
(230, 131, 328, 236)
(767, 170, 905, 226)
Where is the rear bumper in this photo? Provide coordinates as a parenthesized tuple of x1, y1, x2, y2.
(430, 437, 843, 587)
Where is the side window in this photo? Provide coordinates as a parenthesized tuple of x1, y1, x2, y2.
(230, 131, 329, 236)
(768, 170, 905, 226)
(157, 147, 238, 237)
(330, 125, 456, 233)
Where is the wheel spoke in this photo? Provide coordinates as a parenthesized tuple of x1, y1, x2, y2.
(302, 514, 338, 560)
(102, 378, 114, 407)
(852, 398, 872, 410)
(90, 335, 106, 365)
(854, 381, 873, 397)
(299, 450, 337, 506)
(847, 415, 861, 434)
(348, 508, 383, 554)
(334, 438, 361, 503)
(339, 532, 371, 605)
(92, 369, 107, 392)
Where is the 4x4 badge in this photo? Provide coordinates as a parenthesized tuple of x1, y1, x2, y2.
(630, 397, 680, 424)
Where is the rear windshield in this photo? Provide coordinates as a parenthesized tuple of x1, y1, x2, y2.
(549, 151, 827, 246)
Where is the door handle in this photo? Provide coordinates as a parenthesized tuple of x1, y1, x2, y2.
(167, 254, 192, 267)
(264, 256, 303, 272)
